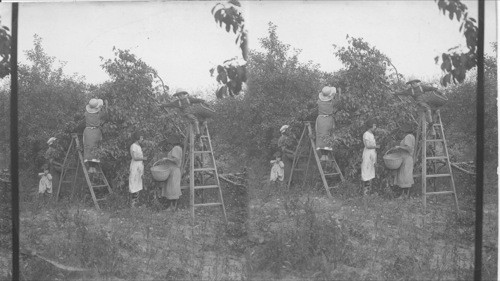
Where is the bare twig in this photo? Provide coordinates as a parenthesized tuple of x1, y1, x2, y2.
(451, 163, 476, 175)
(219, 175, 246, 187)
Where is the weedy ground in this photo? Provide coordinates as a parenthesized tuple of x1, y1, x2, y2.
(0, 163, 496, 281)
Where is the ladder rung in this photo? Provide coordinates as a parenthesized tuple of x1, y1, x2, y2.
(426, 173, 451, 178)
(432, 123, 442, 127)
(194, 202, 222, 207)
(425, 191, 454, 195)
(193, 167, 216, 172)
(426, 139, 444, 142)
(200, 135, 209, 138)
(426, 156, 448, 160)
(92, 184, 109, 189)
(194, 185, 219, 190)
(96, 197, 108, 201)
(324, 173, 340, 176)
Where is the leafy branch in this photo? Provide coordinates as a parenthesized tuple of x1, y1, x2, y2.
(434, 0, 478, 86)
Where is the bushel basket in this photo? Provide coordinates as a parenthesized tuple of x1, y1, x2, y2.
(150, 160, 170, 182)
(383, 148, 403, 170)
(422, 91, 448, 107)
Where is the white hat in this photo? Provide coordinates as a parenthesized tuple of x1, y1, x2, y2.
(47, 137, 57, 145)
(86, 98, 104, 114)
(318, 86, 337, 102)
(280, 125, 289, 133)
(173, 88, 188, 97)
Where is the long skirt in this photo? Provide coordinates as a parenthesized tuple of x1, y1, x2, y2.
(393, 153, 414, 188)
(361, 148, 376, 181)
(282, 152, 293, 184)
(315, 115, 334, 149)
(83, 127, 102, 162)
(129, 160, 144, 193)
(156, 165, 182, 200)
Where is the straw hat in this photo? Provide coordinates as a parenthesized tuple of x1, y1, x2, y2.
(318, 86, 336, 102)
(173, 88, 188, 97)
(47, 137, 57, 145)
(279, 125, 289, 133)
(86, 98, 104, 114)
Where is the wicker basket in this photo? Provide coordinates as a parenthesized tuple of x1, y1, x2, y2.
(422, 91, 448, 107)
(150, 160, 171, 182)
(383, 148, 403, 170)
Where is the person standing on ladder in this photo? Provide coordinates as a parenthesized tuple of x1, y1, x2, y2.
(45, 137, 63, 192)
(129, 131, 148, 208)
(315, 86, 339, 161)
(278, 125, 296, 186)
(83, 98, 107, 173)
(361, 119, 380, 195)
(161, 88, 215, 139)
(391, 124, 415, 198)
(393, 79, 443, 135)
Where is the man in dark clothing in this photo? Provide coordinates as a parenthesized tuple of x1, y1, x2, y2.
(161, 88, 215, 137)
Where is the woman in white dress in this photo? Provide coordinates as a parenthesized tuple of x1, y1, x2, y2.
(361, 119, 379, 195)
(129, 131, 148, 208)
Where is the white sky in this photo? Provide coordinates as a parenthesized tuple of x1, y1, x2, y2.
(0, 1, 497, 95)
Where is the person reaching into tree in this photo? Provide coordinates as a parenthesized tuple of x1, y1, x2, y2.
(83, 98, 108, 173)
(361, 119, 380, 196)
(315, 86, 340, 160)
(393, 79, 443, 135)
(161, 88, 215, 138)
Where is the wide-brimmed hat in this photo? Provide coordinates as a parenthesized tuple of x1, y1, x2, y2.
(279, 125, 289, 133)
(318, 86, 337, 102)
(86, 98, 104, 114)
(406, 79, 421, 85)
(173, 88, 188, 97)
(47, 137, 57, 145)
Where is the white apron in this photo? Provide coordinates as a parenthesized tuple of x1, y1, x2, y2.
(361, 131, 377, 181)
(129, 143, 144, 193)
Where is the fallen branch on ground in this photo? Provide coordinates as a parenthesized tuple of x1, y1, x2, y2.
(451, 162, 476, 175)
(20, 248, 92, 272)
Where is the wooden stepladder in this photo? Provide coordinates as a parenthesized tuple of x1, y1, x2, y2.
(417, 111, 459, 212)
(180, 123, 227, 224)
(288, 122, 344, 198)
(56, 133, 112, 210)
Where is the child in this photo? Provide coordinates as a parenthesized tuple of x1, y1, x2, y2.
(269, 152, 285, 187)
(38, 164, 53, 196)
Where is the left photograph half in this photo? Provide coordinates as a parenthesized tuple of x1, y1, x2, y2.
(1, 1, 249, 280)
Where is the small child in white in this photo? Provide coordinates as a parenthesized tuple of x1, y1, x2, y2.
(38, 164, 53, 196)
(269, 151, 285, 187)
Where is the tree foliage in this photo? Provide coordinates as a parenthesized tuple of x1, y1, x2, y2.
(0, 17, 10, 78)
(211, 0, 248, 98)
(13, 35, 88, 170)
(434, 0, 478, 86)
(97, 48, 182, 191)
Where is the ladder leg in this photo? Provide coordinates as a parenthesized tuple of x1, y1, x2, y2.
(70, 158, 80, 201)
(302, 144, 313, 189)
(57, 139, 75, 201)
(421, 114, 427, 211)
(437, 111, 460, 212)
(288, 125, 307, 189)
(205, 126, 227, 223)
(189, 125, 195, 224)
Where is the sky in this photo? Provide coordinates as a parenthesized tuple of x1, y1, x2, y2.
(0, 1, 497, 97)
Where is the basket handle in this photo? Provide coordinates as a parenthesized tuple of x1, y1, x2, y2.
(152, 159, 167, 167)
(384, 147, 400, 156)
